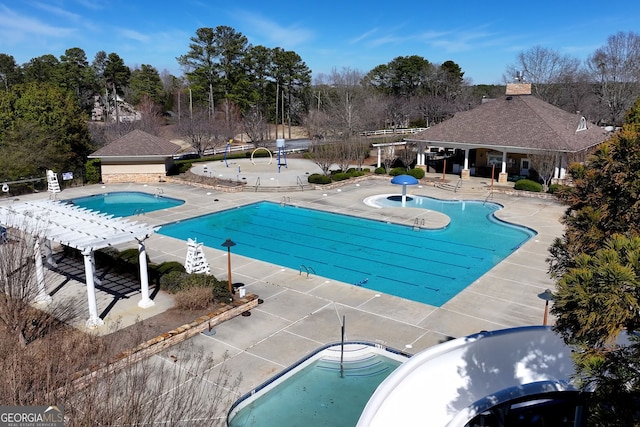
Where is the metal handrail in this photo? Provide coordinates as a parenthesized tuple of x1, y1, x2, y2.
(296, 176, 305, 190)
(454, 178, 463, 193)
(299, 265, 316, 277)
(254, 177, 260, 192)
(483, 190, 494, 205)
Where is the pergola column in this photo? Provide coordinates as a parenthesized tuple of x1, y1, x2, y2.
(33, 239, 52, 304)
(377, 146, 382, 168)
(44, 239, 57, 267)
(137, 240, 155, 308)
(83, 249, 104, 328)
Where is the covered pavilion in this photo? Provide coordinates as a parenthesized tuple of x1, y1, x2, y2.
(0, 199, 158, 327)
(405, 83, 609, 183)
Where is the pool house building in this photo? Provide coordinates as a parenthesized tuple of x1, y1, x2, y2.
(403, 83, 610, 183)
(89, 129, 180, 184)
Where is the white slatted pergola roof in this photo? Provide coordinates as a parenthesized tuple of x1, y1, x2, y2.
(0, 199, 158, 252)
(0, 199, 159, 328)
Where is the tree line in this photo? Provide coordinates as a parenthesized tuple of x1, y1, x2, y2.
(0, 27, 639, 180)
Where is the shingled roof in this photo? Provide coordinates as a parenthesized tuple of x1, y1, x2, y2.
(90, 129, 180, 158)
(407, 94, 609, 153)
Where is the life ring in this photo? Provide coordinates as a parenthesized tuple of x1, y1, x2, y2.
(1, 183, 8, 193)
(250, 147, 273, 165)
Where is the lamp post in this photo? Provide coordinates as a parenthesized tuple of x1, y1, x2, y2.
(221, 238, 236, 295)
(539, 288, 554, 326)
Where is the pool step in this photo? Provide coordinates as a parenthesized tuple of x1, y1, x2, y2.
(316, 355, 393, 377)
(243, 184, 314, 192)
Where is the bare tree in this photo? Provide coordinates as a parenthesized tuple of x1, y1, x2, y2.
(396, 144, 415, 169)
(314, 68, 370, 140)
(219, 98, 242, 142)
(382, 146, 397, 173)
(0, 222, 241, 423)
(351, 138, 372, 170)
(528, 150, 557, 191)
(63, 344, 241, 426)
(135, 95, 164, 136)
(504, 46, 581, 106)
(177, 109, 225, 157)
(243, 104, 270, 147)
(308, 141, 339, 174)
(0, 226, 80, 347)
(587, 31, 640, 125)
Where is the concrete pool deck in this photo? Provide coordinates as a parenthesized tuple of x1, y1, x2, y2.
(1, 169, 565, 424)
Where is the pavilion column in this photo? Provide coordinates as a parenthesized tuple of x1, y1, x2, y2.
(137, 240, 155, 308)
(377, 147, 382, 168)
(559, 153, 568, 179)
(498, 150, 508, 184)
(415, 143, 425, 169)
(33, 239, 52, 304)
(461, 148, 471, 180)
(83, 249, 104, 328)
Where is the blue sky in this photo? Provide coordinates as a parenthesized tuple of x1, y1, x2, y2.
(0, 0, 638, 85)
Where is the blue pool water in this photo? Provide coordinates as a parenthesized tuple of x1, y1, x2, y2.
(159, 198, 535, 306)
(67, 191, 184, 217)
(228, 346, 404, 427)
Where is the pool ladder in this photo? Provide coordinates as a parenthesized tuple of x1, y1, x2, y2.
(154, 188, 164, 198)
(413, 218, 425, 231)
(483, 190, 494, 205)
(299, 264, 316, 277)
(133, 208, 146, 216)
(280, 196, 290, 206)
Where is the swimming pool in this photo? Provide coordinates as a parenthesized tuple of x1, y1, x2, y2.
(67, 191, 184, 217)
(227, 342, 407, 427)
(158, 198, 535, 306)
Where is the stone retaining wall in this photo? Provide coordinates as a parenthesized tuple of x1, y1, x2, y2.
(69, 294, 259, 391)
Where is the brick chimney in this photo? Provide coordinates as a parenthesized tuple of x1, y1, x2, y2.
(505, 83, 532, 96)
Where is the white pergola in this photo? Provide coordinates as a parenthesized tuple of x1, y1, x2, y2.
(0, 199, 159, 328)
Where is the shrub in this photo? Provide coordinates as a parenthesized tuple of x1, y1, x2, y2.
(547, 184, 561, 194)
(119, 248, 142, 265)
(374, 167, 386, 175)
(308, 173, 331, 184)
(407, 168, 425, 179)
(162, 272, 231, 302)
(85, 159, 101, 184)
(156, 261, 186, 275)
(568, 162, 585, 180)
(331, 172, 350, 181)
(160, 271, 188, 293)
(389, 167, 406, 176)
(173, 286, 214, 311)
(514, 179, 543, 192)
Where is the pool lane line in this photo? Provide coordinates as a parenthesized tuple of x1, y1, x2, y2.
(231, 212, 502, 256)
(195, 223, 481, 273)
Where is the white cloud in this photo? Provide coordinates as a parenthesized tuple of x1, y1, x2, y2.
(32, 1, 83, 22)
(349, 28, 379, 45)
(118, 28, 151, 43)
(235, 10, 314, 49)
(0, 4, 76, 39)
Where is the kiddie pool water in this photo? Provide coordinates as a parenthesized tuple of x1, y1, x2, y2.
(67, 191, 184, 217)
(227, 343, 406, 427)
(159, 197, 535, 307)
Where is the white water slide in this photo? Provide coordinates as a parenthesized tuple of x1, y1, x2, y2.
(357, 326, 578, 427)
